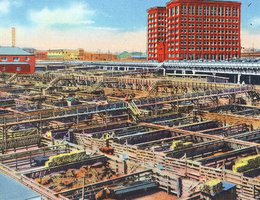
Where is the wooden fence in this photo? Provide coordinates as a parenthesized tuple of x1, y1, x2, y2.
(76, 135, 260, 199)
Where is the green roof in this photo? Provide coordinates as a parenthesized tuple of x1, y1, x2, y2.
(117, 51, 145, 59)
(117, 51, 130, 59)
(0, 47, 32, 56)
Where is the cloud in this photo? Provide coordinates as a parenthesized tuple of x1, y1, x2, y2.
(0, 1, 147, 53)
(0, 0, 22, 15)
(252, 17, 260, 27)
(12, 0, 23, 7)
(0, 0, 11, 14)
(0, 25, 146, 53)
(28, 2, 95, 27)
(241, 30, 260, 49)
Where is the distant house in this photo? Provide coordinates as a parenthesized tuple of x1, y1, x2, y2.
(23, 48, 37, 54)
(35, 51, 48, 60)
(117, 51, 147, 61)
(47, 49, 85, 61)
(0, 46, 35, 74)
(84, 52, 117, 61)
(117, 51, 131, 60)
(241, 49, 260, 58)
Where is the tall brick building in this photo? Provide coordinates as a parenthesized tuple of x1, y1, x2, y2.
(147, 0, 241, 62)
(147, 7, 167, 62)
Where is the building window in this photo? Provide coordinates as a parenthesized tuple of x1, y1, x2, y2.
(25, 57, 30, 61)
(172, 8, 175, 16)
(1, 57, 7, 61)
(13, 57, 20, 62)
(176, 6, 179, 15)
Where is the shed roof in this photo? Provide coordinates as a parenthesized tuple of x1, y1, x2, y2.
(0, 47, 32, 56)
(0, 173, 41, 200)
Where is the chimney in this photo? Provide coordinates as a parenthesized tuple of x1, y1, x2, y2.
(12, 27, 16, 47)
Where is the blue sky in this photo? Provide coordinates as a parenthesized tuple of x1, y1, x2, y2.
(0, 0, 259, 52)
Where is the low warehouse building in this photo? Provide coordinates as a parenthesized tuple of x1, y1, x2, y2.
(0, 47, 35, 74)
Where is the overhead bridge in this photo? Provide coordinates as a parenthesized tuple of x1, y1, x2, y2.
(85, 61, 260, 84)
(36, 61, 260, 84)
(81, 61, 260, 75)
(37, 61, 260, 76)
(163, 62, 260, 76)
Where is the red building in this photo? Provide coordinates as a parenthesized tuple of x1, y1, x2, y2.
(35, 51, 48, 60)
(147, 7, 167, 62)
(0, 47, 35, 74)
(147, 0, 241, 61)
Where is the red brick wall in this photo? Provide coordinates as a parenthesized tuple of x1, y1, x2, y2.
(147, 7, 167, 62)
(148, 0, 241, 61)
(35, 51, 48, 61)
(0, 55, 35, 74)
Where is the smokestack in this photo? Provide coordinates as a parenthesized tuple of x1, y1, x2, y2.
(12, 27, 16, 47)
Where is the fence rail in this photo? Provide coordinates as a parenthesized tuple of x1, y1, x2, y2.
(76, 136, 260, 199)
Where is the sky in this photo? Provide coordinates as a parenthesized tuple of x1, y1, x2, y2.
(0, 0, 259, 53)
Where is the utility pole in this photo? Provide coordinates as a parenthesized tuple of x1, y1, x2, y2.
(12, 27, 16, 47)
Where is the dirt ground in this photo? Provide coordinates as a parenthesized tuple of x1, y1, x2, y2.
(131, 191, 178, 200)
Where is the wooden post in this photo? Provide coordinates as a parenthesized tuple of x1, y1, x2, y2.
(30, 151, 32, 167)
(82, 176, 85, 200)
(123, 160, 127, 174)
(177, 177, 182, 197)
(167, 175, 171, 194)
(16, 155, 18, 170)
(185, 154, 187, 177)
(3, 126, 7, 154)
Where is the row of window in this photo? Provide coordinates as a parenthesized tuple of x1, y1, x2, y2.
(148, 19, 239, 28)
(180, 6, 239, 17)
(166, 23, 239, 29)
(1, 57, 30, 62)
(148, 28, 166, 33)
(167, 42, 239, 46)
(149, 37, 240, 43)
(148, 13, 166, 18)
(148, 54, 240, 60)
(173, 35, 239, 40)
(148, 39, 159, 43)
(179, 18, 239, 23)
(148, 24, 166, 28)
(148, 5, 239, 18)
(148, 33, 166, 37)
(182, 18, 238, 23)
(148, 18, 166, 23)
(148, 49, 158, 53)
(179, 30, 239, 34)
(167, 47, 239, 51)
(0, 67, 22, 72)
(178, 41, 239, 45)
(149, 24, 239, 30)
(148, 40, 162, 44)
(165, 35, 239, 40)
(167, 35, 239, 40)
(148, 44, 157, 48)
(149, 17, 239, 24)
(149, 46, 239, 52)
(166, 54, 239, 59)
(148, 54, 239, 58)
(178, 24, 239, 28)
(148, 44, 166, 48)
(168, 6, 179, 16)
(149, 36, 240, 41)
